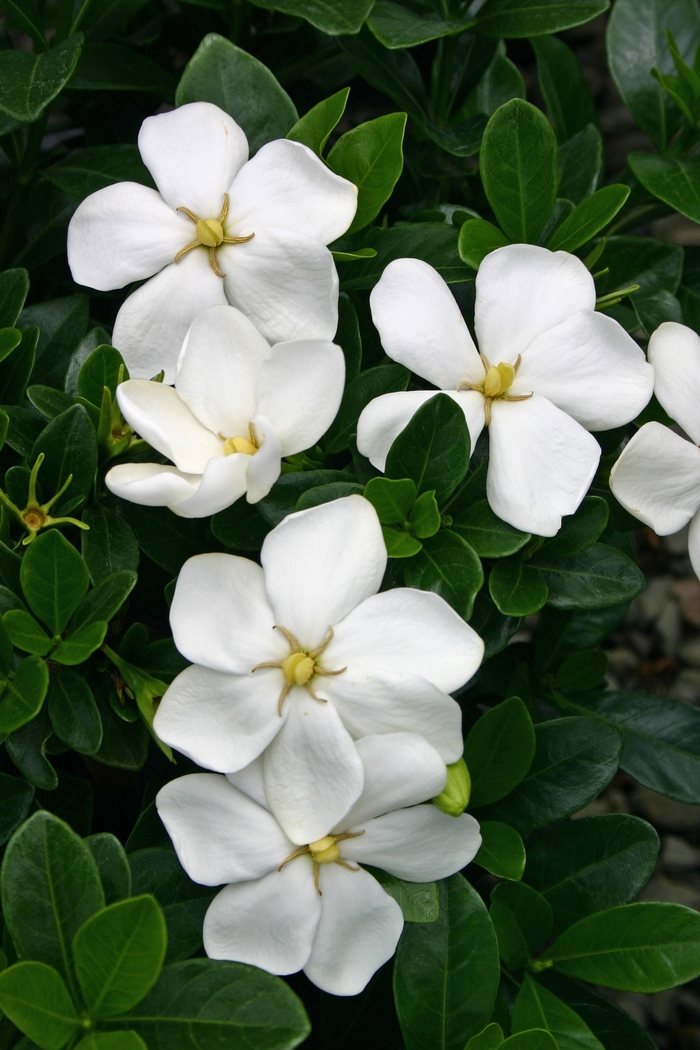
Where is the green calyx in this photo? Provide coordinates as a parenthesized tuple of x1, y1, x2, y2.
(0, 453, 88, 545)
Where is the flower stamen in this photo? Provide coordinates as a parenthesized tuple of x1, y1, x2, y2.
(252, 625, 346, 715)
(457, 352, 533, 424)
(174, 193, 255, 277)
(278, 830, 364, 895)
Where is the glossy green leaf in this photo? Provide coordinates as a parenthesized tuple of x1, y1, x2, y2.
(81, 505, 139, 585)
(489, 560, 549, 617)
(382, 526, 423, 558)
(386, 394, 470, 502)
(287, 88, 349, 156)
(465, 697, 536, 808)
(367, 868, 439, 922)
(538, 902, 700, 992)
(466, 1024, 505, 1050)
(596, 237, 683, 300)
(338, 223, 472, 290)
(86, 834, 132, 906)
(364, 477, 417, 524)
(453, 501, 530, 558)
(70, 43, 174, 98)
(0, 961, 80, 1050)
(424, 115, 488, 158)
(43, 145, 153, 203)
(295, 482, 364, 511)
(329, 113, 406, 234)
(0, 36, 83, 122)
(525, 815, 659, 935)
(250, 0, 373, 33)
(47, 671, 102, 755)
(632, 289, 683, 337)
(404, 531, 483, 619)
(368, 3, 473, 48)
(530, 544, 645, 609)
(531, 34, 597, 142)
(629, 152, 700, 223)
(539, 498, 609, 559)
(0, 613, 12, 674)
(75, 1034, 147, 1050)
(129, 847, 215, 963)
(106, 503, 212, 577)
(512, 976, 606, 1050)
(476, 717, 623, 835)
(0, 328, 21, 366)
(3, 610, 53, 656)
(558, 124, 602, 204)
(175, 33, 297, 154)
(547, 186, 630, 252)
(553, 649, 608, 691)
(30, 405, 98, 511)
(490, 881, 553, 969)
(410, 491, 441, 539)
(501, 1034, 557, 1050)
(480, 99, 558, 243)
(536, 971, 658, 1050)
(458, 219, 510, 270)
(0, 0, 46, 51)
(51, 621, 108, 666)
(0, 326, 37, 405)
(73, 895, 166, 1017)
(476, 0, 608, 36)
(0, 268, 30, 328)
(461, 49, 526, 120)
(5, 710, 57, 790)
(21, 294, 89, 388)
(474, 821, 526, 881)
(0, 772, 34, 846)
(335, 294, 362, 382)
(71, 570, 137, 632)
(26, 385, 75, 419)
(325, 364, 409, 453)
(394, 874, 500, 1049)
(338, 27, 428, 124)
(0, 656, 50, 736)
(1, 811, 104, 995)
(77, 345, 127, 413)
(21, 530, 89, 635)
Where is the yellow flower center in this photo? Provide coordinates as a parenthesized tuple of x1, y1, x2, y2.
(223, 423, 259, 457)
(173, 193, 254, 278)
(251, 625, 347, 715)
(195, 217, 224, 248)
(457, 353, 532, 425)
(278, 830, 365, 894)
(309, 836, 341, 864)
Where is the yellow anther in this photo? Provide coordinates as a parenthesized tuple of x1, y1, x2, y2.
(282, 652, 315, 687)
(174, 193, 255, 277)
(483, 365, 504, 397)
(224, 435, 257, 456)
(310, 836, 341, 864)
(195, 217, 224, 247)
(497, 361, 515, 390)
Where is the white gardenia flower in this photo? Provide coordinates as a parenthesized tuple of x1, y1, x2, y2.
(67, 102, 358, 382)
(156, 732, 482, 996)
(154, 495, 484, 844)
(104, 305, 345, 517)
(610, 322, 700, 576)
(357, 247, 654, 536)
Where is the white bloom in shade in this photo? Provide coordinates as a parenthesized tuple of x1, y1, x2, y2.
(67, 102, 358, 382)
(153, 495, 484, 844)
(104, 305, 345, 518)
(357, 247, 654, 536)
(610, 322, 700, 577)
(155, 732, 482, 996)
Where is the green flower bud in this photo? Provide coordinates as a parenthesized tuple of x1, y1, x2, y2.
(432, 757, 471, 816)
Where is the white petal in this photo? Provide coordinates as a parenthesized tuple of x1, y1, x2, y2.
(170, 553, 285, 672)
(139, 102, 248, 218)
(175, 304, 271, 438)
(688, 508, 700, 579)
(340, 733, 447, 828)
(226, 755, 268, 809)
(475, 245, 595, 362)
(609, 422, 700, 534)
(116, 380, 223, 473)
(304, 863, 403, 996)
(170, 453, 249, 518)
(263, 693, 364, 845)
(357, 390, 484, 472)
(154, 665, 285, 773)
(516, 311, 654, 431)
(221, 228, 339, 346)
(255, 340, 346, 454)
(104, 462, 199, 507)
(245, 416, 282, 503)
(67, 182, 191, 291)
(326, 588, 484, 694)
(261, 495, 386, 651)
(487, 395, 600, 536)
(324, 668, 463, 763)
(156, 773, 290, 885)
(649, 322, 700, 444)
(203, 860, 321, 975)
(370, 258, 483, 388)
(343, 807, 482, 881)
(112, 250, 227, 383)
(229, 139, 357, 244)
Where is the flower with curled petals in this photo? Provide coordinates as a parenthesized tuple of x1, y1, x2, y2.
(356, 246, 654, 536)
(67, 101, 358, 382)
(156, 732, 482, 996)
(153, 495, 484, 845)
(104, 304, 345, 518)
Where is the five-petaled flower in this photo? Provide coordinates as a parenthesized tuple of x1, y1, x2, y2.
(67, 101, 358, 382)
(156, 732, 481, 995)
(154, 495, 484, 844)
(357, 246, 654, 536)
(104, 304, 345, 517)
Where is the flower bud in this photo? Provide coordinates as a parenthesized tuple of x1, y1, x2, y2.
(432, 758, 470, 816)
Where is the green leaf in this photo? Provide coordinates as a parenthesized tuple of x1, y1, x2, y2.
(21, 294, 89, 389)
(368, 3, 473, 48)
(404, 531, 483, 620)
(48, 671, 102, 755)
(77, 343, 126, 410)
(537, 902, 700, 992)
(75, 1034, 147, 1050)
(0, 36, 83, 122)
(250, 0, 373, 33)
(475, 821, 526, 881)
(325, 364, 409, 454)
(632, 289, 682, 337)
(0, 327, 21, 366)
(338, 223, 472, 290)
(70, 43, 174, 98)
(129, 848, 215, 964)
(595, 236, 683, 300)
(0, 541, 22, 595)
(0, 961, 80, 1050)
(383, 527, 423, 558)
(175, 33, 297, 155)
(26, 385, 74, 420)
(562, 690, 700, 804)
(629, 152, 700, 223)
(0, 0, 46, 51)
(113, 957, 311, 1047)
(81, 505, 139, 585)
(394, 874, 500, 1049)
(410, 491, 441, 539)
(466, 1023, 505, 1049)
(0, 614, 12, 673)
(386, 394, 470, 502)
(480, 99, 558, 243)
(489, 560, 549, 617)
(0, 326, 37, 405)
(338, 27, 428, 124)
(366, 868, 439, 922)
(114, 504, 213, 577)
(287, 88, 349, 156)
(553, 650, 608, 691)
(607, 0, 700, 149)
(531, 34, 597, 142)
(1, 811, 104, 996)
(465, 697, 536, 808)
(3, 610, 53, 656)
(424, 114, 489, 158)
(30, 404, 98, 511)
(73, 895, 166, 1017)
(512, 976, 606, 1050)
(328, 113, 406, 234)
(547, 186, 630, 252)
(558, 125, 602, 204)
(0, 268, 30, 328)
(71, 570, 137, 631)
(364, 477, 417, 524)
(5, 710, 57, 790)
(0, 772, 34, 846)
(51, 621, 107, 666)
(0, 656, 50, 736)
(86, 834, 132, 906)
(43, 145, 154, 203)
(335, 294, 362, 382)
(536, 971, 658, 1050)
(458, 219, 510, 270)
(490, 881, 553, 970)
(21, 530, 89, 635)
(538, 497, 609, 558)
(295, 481, 364, 511)
(476, 717, 622, 836)
(453, 501, 530, 558)
(525, 815, 659, 935)
(530, 544, 645, 610)
(461, 51, 525, 120)
(501, 1034, 557, 1050)
(475, 0, 608, 36)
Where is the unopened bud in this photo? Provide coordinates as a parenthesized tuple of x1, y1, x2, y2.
(432, 758, 470, 816)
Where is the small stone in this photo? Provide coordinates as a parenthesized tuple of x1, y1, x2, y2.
(606, 647, 639, 677)
(573, 798, 611, 819)
(650, 989, 677, 1026)
(674, 579, 700, 627)
(639, 873, 700, 909)
(680, 636, 700, 667)
(661, 835, 700, 871)
(630, 576, 675, 623)
(632, 786, 700, 831)
(656, 600, 683, 657)
(669, 668, 700, 704)
(627, 629, 655, 658)
(608, 992, 648, 1027)
(663, 525, 690, 556)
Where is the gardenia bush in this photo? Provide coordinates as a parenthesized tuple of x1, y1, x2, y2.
(2, 1, 700, 1048)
